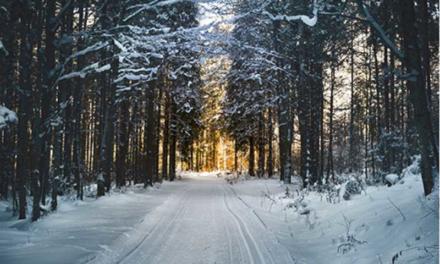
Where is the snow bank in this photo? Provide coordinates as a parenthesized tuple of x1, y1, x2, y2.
(0, 163, 436, 264)
(230, 159, 439, 264)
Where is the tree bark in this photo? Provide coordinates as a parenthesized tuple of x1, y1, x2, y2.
(257, 113, 265, 178)
(326, 58, 335, 182)
(248, 136, 255, 176)
(144, 83, 156, 186)
(116, 98, 129, 187)
(162, 91, 170, 180)
(400, 0, 436, 195)
(16, 2, 34, 219)
(169, 102, 177, 181)
(267, 108, 273, 178)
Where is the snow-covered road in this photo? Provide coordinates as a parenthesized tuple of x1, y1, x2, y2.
(0, 173, 295, 264)
(1, 170, 437, 264)
(86, 173, 295, 264)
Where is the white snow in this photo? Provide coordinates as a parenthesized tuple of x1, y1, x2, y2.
(58, 63, 111, 81)
(385, 173, 400, 185)
(0, 161, 437, 264)
(0, 184, 170, 264)
(113, 38, 127, 53)
(0, 40, 8, 55)
(228, 161, 438, 263)
(0, 106, 18, 129)
(262, 0, 319, 27)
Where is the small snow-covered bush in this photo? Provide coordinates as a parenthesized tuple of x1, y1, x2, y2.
(342, 178, 364, 200)
(337, 215, 367, 254)
(224, 171, 256, 184)
(313, 173, 366, 203)
(316, 184, 341, 204)
(0, 106, 18, 129)
(385, 173, 400, 186)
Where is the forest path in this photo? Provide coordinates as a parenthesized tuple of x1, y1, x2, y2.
(87, 173, 295, 264)
(0, 173, 295, 264)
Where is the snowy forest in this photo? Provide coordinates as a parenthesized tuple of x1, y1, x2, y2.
(0, 0, 438, 263)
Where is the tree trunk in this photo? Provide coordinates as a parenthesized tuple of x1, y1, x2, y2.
(16, 2, 34, 219)
(31, 170, 41, 221)
(169, 102, 177, 181)
(116, 98, 129, 187)
(349, 38, 355, 172)
(40, 0, 56, 206)
(400, 0, 436, 195)
(234, 140, 238, 172)
(248, 136, 255, 176)
(257, 113, 265, 178)
(144, 83, 156, 186)
(154, 87, 162, 181)
(162, 91, 170, 180)
(73, 0, 86, 200)
(267, 108, 273, 178)
(326, 58, 335, 182)
(419, 0, 439, 167)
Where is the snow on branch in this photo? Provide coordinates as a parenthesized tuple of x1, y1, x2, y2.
(113, 38, 127, 53)
(0, 40, 8, 56)
(124, 0, 195, 22)
(263, 0, 319, 27)
(58, 63, 111, 81)
(356, 0, 404, 60)
(0, 106, 18, 129)
(66, 41, 108, 63)
(114, 66, 159, 83)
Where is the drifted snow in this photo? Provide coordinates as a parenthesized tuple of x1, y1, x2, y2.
(0, 168, 437, 264)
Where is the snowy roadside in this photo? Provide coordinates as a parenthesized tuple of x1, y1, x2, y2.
(0, 165, 437, 264)
(229, 163, 439, 264)
(0, 182, 182, 264)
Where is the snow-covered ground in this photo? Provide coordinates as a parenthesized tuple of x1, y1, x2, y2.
(0, 165, 438, 264)
(230, 168, 439, 263)
(0, 184, 175, 264)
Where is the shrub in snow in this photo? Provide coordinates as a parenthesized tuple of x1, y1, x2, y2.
(408, 157, 421, 175)
(314, 173, 366, 203)
(337, 215, 367, 254)
(225, 172, 240, 185)
(316, 183, 342, 203)
(0, 106, 18, 129)
(385, 173, 400, 186)
(285, 189, 311, 214)
(284, 186, 291, 198)
(342, 178, 363, 200)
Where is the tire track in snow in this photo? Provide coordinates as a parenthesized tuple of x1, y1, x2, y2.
(143, 194, 191, 264)
(224, 214, 235, 264)
(117, 187, 191, 264)
(215, 185, 235, 264)
(84, 185, 190, 264)
(229, 186, 269, 229)
(222, 185, 267, 264)
(217, 186, 243, 263)
(227, 184, 297, 264)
